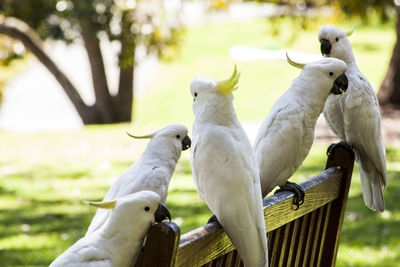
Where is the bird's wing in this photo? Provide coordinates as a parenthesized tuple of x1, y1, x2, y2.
(254, 105, 305, 196)
(323, 94, 346, 140)
(50, 238, 111, 267)
(343, 74, 387, 210)
(192, 124, 268, 266)
(86, 166, 170, 234)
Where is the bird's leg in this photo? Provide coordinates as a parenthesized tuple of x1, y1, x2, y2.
(207, 214, 221, 226)
(327, 141, 353, 156)
(274, 181, 305, 210)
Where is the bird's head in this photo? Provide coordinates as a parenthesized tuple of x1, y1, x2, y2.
(190, 66, 240, 115)
(127, 124, 191, 153)
(286, 52, 348, 96)
(318, 25, 354, 62)
(85, 191, 171, 235)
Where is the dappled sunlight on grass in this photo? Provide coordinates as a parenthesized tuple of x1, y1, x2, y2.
(337, 244, 400, 267)
(1, 17, 399, 266)
(1, 130, 399, 266)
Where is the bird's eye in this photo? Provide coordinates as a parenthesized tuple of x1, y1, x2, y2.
(194, 92, 198, 97)
(176, 134, 180, 139)
(329, 72, 334, 77)
(144, 206, 150, 212)
(335, 37, 339, 42)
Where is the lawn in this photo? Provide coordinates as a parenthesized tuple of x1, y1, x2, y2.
(1, 17, 399, 266)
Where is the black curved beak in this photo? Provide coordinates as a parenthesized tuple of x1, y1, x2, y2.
(154, 203, 171, 223)
(182, 135, 191, 151)
(320, 39, 332, 56)
(331, 73, 348, 95)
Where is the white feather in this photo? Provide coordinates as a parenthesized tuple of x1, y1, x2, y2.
(319, 25, 387, 211)
(50, 191, 161, 267)
(87, 124, 189, 234)
(190, 75, 268, 267)
(254, 57, 348, 197)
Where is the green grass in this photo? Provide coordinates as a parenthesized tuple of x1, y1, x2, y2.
(1, 17, 399, 266)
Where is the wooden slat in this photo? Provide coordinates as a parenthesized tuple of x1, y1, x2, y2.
(176, 167, 344, 266)
(278, 222, 294, 266)
(171, 144, 355, 267)
(264, 167, 342, 232)
(316, 203, 331, 267)
(309, 207, 324, 266)
(294, 213, 310, 267)
(270, 227, 283, 267)
(321, 144, 355, 267)
(177, 223, 234, 266)
(286, 219, 301, 267)
(134, 222, 180, 267)
(228, 250, 238, 267)
(267, 229, 275, 261)
(302, 211, 317, 266)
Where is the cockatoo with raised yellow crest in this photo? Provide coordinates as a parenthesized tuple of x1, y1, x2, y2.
(190, 66, 268, 267)
(318, 25, 387, 211)
(254, 53, 348, 208)
(87, 124, 190, 234)
(50, 190, 171, 267)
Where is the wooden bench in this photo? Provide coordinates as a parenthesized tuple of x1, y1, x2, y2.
(134, 144, 355, 267)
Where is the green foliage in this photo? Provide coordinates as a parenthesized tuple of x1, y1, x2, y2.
(0, 0, 185, 64)
(249, 0, 397, 45)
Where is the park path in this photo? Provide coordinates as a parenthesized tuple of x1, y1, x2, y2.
(0, 2, 398, 146)
(0, 2, 276, 132)
(0, 39, 158, 131)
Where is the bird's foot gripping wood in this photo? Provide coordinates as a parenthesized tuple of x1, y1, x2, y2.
(207, 214, 221, 226)
(274, 181, 305, 210)
(327, 141, 353, 157)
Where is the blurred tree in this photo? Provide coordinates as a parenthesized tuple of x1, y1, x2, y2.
(0, 0, 184, 124)
(253, 0, 400, 108)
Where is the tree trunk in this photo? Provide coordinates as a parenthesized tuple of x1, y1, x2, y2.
(79, 21, 117, 123)
(0, 17, 101, 124)
(114, 64, 134, 122)
(378, 6, 400, 107)
(113, 11, 136, 122)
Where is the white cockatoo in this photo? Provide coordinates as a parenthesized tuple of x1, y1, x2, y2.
(50, 190, 171, 267)
(190, 66, 269, 267)
(254, 53, 348, 208)
(87, 124, 190, 234)
(318, 25, 387, 211)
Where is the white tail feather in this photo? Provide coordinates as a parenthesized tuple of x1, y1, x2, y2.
(357, 152, 386, 212)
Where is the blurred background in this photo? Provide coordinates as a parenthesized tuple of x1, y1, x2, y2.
(0, 0, 399, 266)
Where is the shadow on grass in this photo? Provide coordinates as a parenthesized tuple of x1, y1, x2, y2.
(341, 169, 400, 247)
(167, 201, 212, 234)
(0, 248, 64, 266)
(0, 198, 95, 266)
(0, 200, 94, 237)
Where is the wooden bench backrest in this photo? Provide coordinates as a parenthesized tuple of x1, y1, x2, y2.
(134, 144, 355, 267)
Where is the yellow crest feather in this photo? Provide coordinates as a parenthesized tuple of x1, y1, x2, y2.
(84, 200, 116, 209)
(217, 65, 240, 94)
(345, 26, 354, 37)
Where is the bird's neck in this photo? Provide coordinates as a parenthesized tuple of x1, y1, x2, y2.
(101, 229, 142, 265)
(194, 94, 238, 126)
(289, 77, 330, 119)
(140, 142, 181, 170)
(337, 49, 357, 69)
(346, 60, 359, 73)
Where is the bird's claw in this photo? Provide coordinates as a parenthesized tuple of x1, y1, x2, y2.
(326, 141, 353, 156)
(207, 214, 221, 226)
(274, 181, 305, 210)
